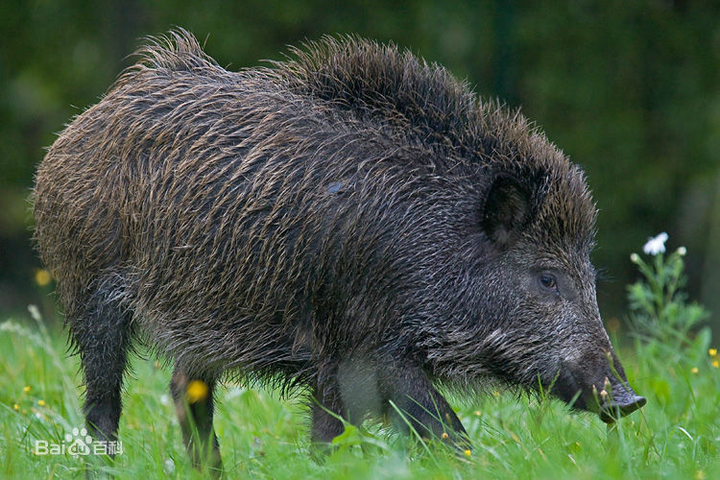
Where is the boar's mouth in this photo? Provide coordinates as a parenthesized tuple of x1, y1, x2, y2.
(553, 365, 646, 423)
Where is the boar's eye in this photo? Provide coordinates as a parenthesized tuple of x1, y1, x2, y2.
(538, 273, 558, 292)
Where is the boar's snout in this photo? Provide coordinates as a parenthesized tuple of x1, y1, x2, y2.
(597, 382, 646, 423)
(554, 355, 645, 423)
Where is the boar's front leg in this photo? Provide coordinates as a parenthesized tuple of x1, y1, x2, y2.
(380, 365, 469, 447)
(310, 361, 469, 449)
(310, 365, 346, 445)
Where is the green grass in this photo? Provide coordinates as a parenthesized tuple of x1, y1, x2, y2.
(2, 317, 719, 479)
(2, 247, 720, 479)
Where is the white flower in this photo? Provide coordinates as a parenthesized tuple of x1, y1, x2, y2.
(677, 246, 687, 256)
(643, 232, 668, 256)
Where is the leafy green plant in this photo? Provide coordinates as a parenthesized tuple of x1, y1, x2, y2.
(627, 232, 710, 357)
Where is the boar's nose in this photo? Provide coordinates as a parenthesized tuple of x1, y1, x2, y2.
(598, 382, 646, 424)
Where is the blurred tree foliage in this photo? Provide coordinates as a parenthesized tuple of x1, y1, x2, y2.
(0, 0, 718, 329)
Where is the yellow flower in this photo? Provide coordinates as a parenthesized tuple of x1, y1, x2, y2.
(34, 269, 52, 287)
(691, 367, 699, 374)
(712, 360, 719, 369)
(37, 400, 45, 406)
(441, 432, 449, 439)
(464, 449, 472, 457)
(709, 348, 717, 357)
(13, 404, 19, 411)
(23, 386, 30, 393)
(185, 380, 209, 403)
(606, 317, 620, 333)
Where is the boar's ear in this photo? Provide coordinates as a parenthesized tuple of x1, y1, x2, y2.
(481, 176, 534, 248)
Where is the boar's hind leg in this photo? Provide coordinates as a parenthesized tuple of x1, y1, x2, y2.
(170, 366, 222, 474)
(381, 366, 469, 447)
(71, 282, 132, 452)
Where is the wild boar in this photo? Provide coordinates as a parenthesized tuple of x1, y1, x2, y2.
(33, 29, 645, 471)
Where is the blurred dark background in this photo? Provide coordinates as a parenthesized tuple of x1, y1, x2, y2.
(1, 0, 718, 336)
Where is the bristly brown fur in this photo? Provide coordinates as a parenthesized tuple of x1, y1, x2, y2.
(33, 29, 639, 464)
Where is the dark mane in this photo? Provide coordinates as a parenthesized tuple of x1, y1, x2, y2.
(274, 36, 479, 154)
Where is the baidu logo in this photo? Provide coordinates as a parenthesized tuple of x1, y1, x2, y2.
(35, 427, 123, 456)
